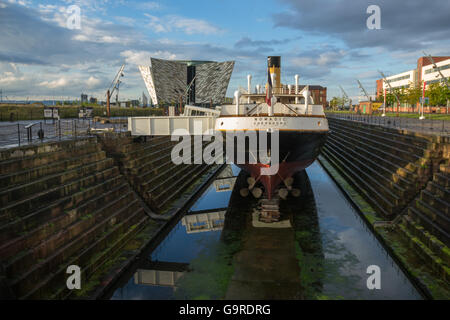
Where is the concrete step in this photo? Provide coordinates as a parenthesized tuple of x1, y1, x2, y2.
(397, 221, 450, 280)
(414, 199, 450, 234)
(329, 118, 430, 149)
(140, 161, 190, 196)
(0, 138, 97, 162)
(119, 135, 169, 154)
(420, 189, 449, 216)
(123, 136, 174, 161)
(0, 139, 99, 175)
(0, 157, 114, 207)
(402, 215, 450, 265)
(138, 159, 178, 188)
(408, 206, 450, 247)
(320, 148, 392, 217)
(9, 194, 144, 298)
(141, 144, 206, 197)
(4, 190, 135, 278)
(157, 164, 212, 210)
(35, 205, 148, 300)
(327, 135, 413, 197)
(131, 151, 174, 183)
(440, 164, 450, 174)
(147, 163, 198, 200)
(434, 172, 449, 188)
(324, 141, 402, 208)
(329, 129, 418, 181)
(0, 175, 126, 259)
(125, 143, 177, 171)
(426, 181, 450, 203)
(329, 122, 424, 163)
(0, 164, 119, 223)
(0, 149, 106, 192)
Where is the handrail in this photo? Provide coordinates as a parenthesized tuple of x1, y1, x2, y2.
(24, 122, 40, 129)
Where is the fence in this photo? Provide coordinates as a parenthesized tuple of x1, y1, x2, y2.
(0, 118, 128, 149)
(326, 113, 450, 135)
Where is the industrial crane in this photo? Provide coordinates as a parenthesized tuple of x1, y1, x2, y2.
(106, 64, 125, 117)
(356, 80, 371, 102)
(339, 85, 352, 110)
(378, 70, 401, 117)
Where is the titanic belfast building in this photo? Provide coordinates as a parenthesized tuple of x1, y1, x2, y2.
(139, 58, 234, 106)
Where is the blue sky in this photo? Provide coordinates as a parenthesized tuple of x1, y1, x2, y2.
(0, 0, 449, 102)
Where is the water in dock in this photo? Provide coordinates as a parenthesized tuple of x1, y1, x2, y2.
(108, 162, 422, 300)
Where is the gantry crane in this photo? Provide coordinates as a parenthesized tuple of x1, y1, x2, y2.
(106, 64, 125, 117)
(378, 70, 401, 116)
(356, 80, 371, 102)
(339, 85, 352, 110)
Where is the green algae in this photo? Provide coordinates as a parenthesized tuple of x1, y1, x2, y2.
(173, 232, 242, 300)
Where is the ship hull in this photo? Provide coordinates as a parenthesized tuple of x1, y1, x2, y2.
(223, 131, 328, 199)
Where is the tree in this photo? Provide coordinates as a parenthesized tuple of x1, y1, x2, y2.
(330, 96, 340, 110)
(405, 84, 421, 111)
(385, 92, 396, 107)
(426, 83, 449, 106)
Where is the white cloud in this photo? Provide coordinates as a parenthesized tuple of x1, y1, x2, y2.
(120, 50, 177, 65)
(145, 14, 221, 35)
(139, 1, 160, 10)
(7, 0, 30, 7)
(39, 77, 69, 89)
(115, 16, 136, 26)
(86, 76, 100, 88)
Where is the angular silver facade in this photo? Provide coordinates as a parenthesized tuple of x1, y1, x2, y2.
(138, 65, 157, 105)
(139, 58, 234, 106)
(195, 61, 235, 104)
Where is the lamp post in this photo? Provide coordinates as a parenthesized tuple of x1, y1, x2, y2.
(420, 81, 426, 120)
(247, 74, 252, 104)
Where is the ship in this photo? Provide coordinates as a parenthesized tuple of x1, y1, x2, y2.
(214, 56, 329, 203)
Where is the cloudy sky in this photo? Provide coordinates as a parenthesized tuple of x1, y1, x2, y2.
(0, 0, 449, 102)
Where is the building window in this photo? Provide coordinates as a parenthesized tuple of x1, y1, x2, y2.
(425, 63, 450, 74)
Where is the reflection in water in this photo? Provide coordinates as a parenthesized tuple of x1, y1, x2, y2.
(110, 165, 238, 300)
(110, 162, 422, 300)
(181, 209, 226, 234)
(307, 162, 421, 300)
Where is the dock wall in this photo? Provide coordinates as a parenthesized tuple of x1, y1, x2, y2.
(0, 133, 217, 299)
(320, 117, 449, 298)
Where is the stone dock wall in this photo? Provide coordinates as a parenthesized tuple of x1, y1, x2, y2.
(320, 117, 449, 298)
(0, 133, 217, 299)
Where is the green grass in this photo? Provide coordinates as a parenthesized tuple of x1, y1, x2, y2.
(325, 110, 450, 121)
(0, 104, 164, 121)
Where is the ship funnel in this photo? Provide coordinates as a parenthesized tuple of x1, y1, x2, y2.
(256, 84, 261, 94)
(267, 56, 281, 92)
